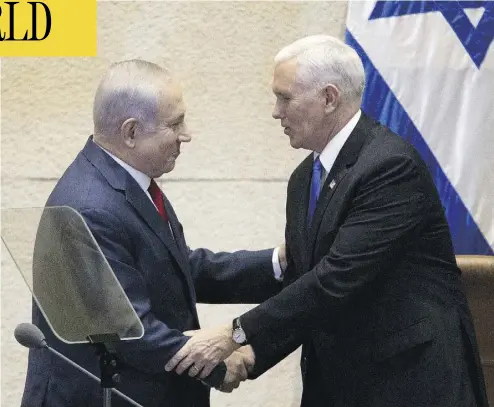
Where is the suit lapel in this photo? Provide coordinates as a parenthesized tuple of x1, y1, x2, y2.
(81, 137, 198, 312)
(125, 182, 199, 324)
(124, 181, 187, 272)
(307, 114, 373, 253)
(161, 193, 198, 306)
(307, 165, 350, 251)
(162, 195, 187, 257)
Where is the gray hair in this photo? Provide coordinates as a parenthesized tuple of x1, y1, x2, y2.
(274, 35, 365, 104)
(93, 59, 173, 138)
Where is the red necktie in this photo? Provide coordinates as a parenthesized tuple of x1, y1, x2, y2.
(148, 179, 168, 222)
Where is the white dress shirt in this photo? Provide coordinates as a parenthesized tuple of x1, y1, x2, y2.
(273, 109, 362, 278)
(316, 109, 361, 183)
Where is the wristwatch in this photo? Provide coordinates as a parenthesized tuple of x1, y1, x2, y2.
(232, 317, 247, 345)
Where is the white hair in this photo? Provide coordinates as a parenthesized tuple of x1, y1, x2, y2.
(93, 59, 173, 138)
(274, 35, 365, 104)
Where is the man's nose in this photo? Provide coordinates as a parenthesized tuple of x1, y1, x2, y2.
(272, 102, 282, 119)
(178, 133, 191, 143)
(178, 125, 191, 143)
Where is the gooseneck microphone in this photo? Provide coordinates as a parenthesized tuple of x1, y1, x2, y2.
(14, 323, 47, 349)
(14, 323, 143, 407)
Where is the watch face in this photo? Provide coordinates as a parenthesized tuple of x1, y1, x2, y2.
(233, 329, 246, 344)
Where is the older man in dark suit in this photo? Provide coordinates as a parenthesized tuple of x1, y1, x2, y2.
(166, 35, 489, 407)
(21, 59, 284, 407)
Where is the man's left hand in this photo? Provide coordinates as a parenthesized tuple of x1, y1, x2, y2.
(165, 324, 240, 379)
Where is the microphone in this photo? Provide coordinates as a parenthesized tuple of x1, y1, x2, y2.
(14, 323, 143, 407)
(14, 323, 47, 349)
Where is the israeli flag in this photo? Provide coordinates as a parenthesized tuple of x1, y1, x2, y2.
(345, 1, 494, 255)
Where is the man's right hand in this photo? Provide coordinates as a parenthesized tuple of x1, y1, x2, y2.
(217, 346, 255, 393)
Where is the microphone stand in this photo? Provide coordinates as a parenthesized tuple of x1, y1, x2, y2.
(47, 345, 142, 407)
(87, 333, 124, 407)
(14, 322, 143, 407)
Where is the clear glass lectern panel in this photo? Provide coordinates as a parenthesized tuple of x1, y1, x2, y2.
(1, 206, 144, 344)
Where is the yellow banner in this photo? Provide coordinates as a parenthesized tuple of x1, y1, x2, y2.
(0, 0, 96, 56)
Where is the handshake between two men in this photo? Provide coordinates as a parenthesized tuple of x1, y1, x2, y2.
(168, 332, 256, 393)
(165, 243, 288, 393)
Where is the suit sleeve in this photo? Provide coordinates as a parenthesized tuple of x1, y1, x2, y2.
(248, 240, 308, 378)
(239, 155, 431, 347)
(248, 325, 305, 379)
(79, 209, 212, 375)
(189, 248, 283, 304)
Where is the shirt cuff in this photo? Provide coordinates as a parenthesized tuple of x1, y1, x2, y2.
(272, 247, 284, 281)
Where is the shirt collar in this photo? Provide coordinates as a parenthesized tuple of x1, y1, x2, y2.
(315, 109, 361, 173)
(95, 140, 152, 193)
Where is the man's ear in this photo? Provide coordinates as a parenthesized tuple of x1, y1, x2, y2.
(121, 118, 138, 148)
(323, 84, 341, 114)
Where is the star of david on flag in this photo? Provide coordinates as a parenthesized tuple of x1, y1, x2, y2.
(345, 1, 494, 254)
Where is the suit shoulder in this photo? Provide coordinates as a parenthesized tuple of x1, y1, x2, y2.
(353, 122, 440, 199)
(46, 152, 120, 214)
(362, 123, 428, 170)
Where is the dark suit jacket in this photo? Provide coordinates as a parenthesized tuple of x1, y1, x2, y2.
(21, 137, 281, 407)
(241, 113, 489, 407)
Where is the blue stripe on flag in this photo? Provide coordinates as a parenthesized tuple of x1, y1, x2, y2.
(370, 1, 489, 20)
(369, 1, 437, 19)
(345, 30, 493, 255)
(369, 1, 494, 68)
